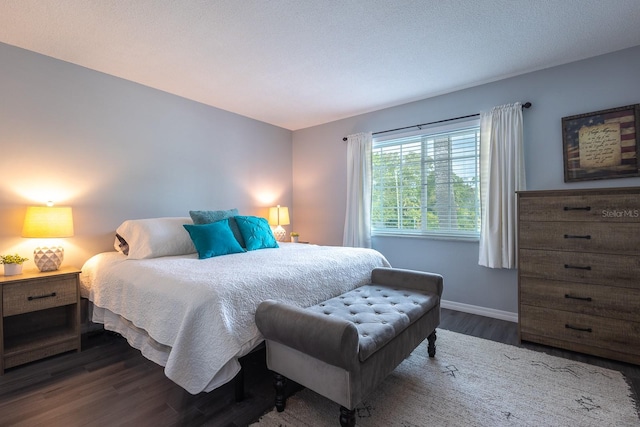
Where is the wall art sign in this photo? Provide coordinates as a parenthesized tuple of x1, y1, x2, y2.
(562, 104, 640, 182)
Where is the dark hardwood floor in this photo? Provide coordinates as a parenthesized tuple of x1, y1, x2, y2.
(1, 309, 638, 426)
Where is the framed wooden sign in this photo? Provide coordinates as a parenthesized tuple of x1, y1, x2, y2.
(562, 104, 640, 182)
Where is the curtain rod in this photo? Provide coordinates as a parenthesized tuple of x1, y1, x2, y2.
(342, 102, 532, 141)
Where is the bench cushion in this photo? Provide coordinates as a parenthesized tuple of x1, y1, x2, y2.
(307, 284, 438, 362)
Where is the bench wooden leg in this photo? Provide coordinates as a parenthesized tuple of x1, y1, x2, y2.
(274, 373, 287, 412)
(339, 406, 356, 427)
(428, 330, 437, 357)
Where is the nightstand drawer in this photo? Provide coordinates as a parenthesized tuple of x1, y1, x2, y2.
(3, 276, 77, 316)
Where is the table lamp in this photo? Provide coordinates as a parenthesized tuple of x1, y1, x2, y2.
(22, 204, 74, 272)
(268, 205, 290, 242)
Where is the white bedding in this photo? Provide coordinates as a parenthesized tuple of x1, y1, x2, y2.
(80, 243, 390, 394)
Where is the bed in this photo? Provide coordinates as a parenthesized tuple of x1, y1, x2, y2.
(79, 215, 390, 395)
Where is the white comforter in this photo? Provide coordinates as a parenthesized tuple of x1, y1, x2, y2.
(80, 243, 390, 394)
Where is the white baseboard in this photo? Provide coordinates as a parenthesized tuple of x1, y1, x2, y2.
(441, 299, 518, 323)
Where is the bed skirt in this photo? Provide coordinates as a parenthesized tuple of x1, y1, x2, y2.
(90, 302, 260, 393)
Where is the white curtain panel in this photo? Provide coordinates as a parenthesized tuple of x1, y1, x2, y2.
(343, 132, 372, 248)
(478, 103, 526, 268)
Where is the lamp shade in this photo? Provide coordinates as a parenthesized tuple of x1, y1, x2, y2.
(22, 206, 74, 238)
(268, 205, 290, 226)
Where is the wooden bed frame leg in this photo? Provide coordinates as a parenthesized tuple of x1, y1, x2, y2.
(428, 330, 437, 357)
(274, 373, 287, 412)
(339, 406, 356, 427)
(234, 367, 245, 402)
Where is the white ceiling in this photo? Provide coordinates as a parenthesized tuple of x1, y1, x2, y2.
(1, 1, 639, 130)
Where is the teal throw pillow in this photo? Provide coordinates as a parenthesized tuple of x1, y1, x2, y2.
(189, 208, 245, 248)
(183, 219, 246, 259)
(234, 216, 279, 251)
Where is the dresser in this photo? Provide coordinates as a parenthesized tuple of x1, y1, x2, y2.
(1, 267, 81, 373)
(517, 187, 640, 364)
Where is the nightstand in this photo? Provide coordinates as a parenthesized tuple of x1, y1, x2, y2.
(0, 266, 81, 374)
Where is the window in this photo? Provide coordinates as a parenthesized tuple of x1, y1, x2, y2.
(371, 120, 481, 239)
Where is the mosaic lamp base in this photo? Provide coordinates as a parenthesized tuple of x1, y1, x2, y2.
(33, 246, 64, 272)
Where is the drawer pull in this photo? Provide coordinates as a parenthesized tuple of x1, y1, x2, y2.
(565, 324, 592, 333)
(564, 264, 592, 271)
(563, 234, 591, 240)
(563, 206, 591, 211)
(564, 294, 592, 302)
(28, 292, 57, 301)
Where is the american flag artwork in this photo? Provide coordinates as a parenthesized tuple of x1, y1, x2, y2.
(562, 104, 639, 182)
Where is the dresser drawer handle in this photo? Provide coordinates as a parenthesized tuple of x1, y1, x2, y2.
(563, 234, 591, 240)
(564, 264, 591, 271)
(564, 294, 592, 302)
(27, 292, 57, 301)
(563, 206, 591, 211)
(565, 324, 592, 333)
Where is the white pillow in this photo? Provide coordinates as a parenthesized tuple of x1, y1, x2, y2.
(115, 217, 196, 259)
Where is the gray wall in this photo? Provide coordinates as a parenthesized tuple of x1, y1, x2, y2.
(0, 42, 293, 269)
(292, 45, 640, 316)
(2, 40, 639, 317)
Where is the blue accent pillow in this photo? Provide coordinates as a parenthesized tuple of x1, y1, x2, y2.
(234, 216, 279, 251)
(189, 208, 245, 248)
(183, 219, 246, 259)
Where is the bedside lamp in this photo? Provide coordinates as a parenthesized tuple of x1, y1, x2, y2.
(268, 205, 290, 242)
(22, 204, 74, 272)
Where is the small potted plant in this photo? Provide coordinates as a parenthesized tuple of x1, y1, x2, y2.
(290, 232, 299, 243)
(1, 253, 29, 276)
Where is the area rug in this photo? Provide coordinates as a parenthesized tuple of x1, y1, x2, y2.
(251, 329, 638, 426)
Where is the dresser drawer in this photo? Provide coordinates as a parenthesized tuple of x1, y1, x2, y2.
(519, 221, 640, 254)
(520, 305, 640, 357)
(519, 249, 640, 288)
(519, 193, 640, 222)
(519, 277, 640, 321)
(3, 276, 77, 317)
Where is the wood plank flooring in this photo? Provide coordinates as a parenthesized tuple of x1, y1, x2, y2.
(1, 309, 638, 426)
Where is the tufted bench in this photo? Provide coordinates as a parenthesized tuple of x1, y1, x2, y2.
(255, 267, 443, 427)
